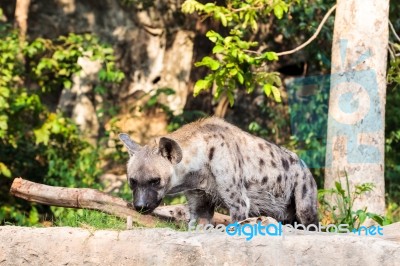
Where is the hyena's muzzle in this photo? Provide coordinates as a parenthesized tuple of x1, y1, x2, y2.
(132, 185, 162, 214)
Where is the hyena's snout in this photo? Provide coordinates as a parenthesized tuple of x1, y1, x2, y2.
(133, 187, 162, 214)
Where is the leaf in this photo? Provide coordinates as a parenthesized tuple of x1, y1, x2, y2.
(210, 60, 220, 70)
(250, 18, 258, 32)
(98, 69, 107, 80)
(248, 121, 261, 132)
(195, 56, 220, 70)
(229, 68, 238, 76)
(274, 5, 284, 19)
(58, 68, 68, 76)
(53, 51, 65, 60)
(237, 71, 244, 84)
(146, 96, 158, 107)
(335, 181, 346, 197)
(212, 45, 225, 54)
(0, 162, 11, 178)
(29, 207, 40, 225)
(231, 48, 238, 58)
(271, 86, 282, 103)
(0, 115, 7, 131)
(206, 31, 222, 43)
(94, 85, 107, 95)
(220, 13, 227, 27)
(243, 12, 250, 28)
(193, 79, 211, 96)
(263, 83, 272, 96)
(271, 73, 282, 86)
(204, 2, 216, 11)
(263, 52, 279, 61)
(0, 96, 9, 110)
(0, 87, 10, 98)
(226, 90, 234, 106)
(223, 36, 233, 44)
(236, 40, 250, 50)
(367, 213, 384, 225)
(356, 210, 367, 225)
(34, 125, 51, 145)
(63, 79, 72, 89)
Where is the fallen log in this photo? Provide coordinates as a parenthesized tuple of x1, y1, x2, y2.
(9, 178, 231, 227)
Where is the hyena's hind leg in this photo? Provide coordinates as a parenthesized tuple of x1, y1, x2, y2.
(185, 189, 215, 224)
(294, 171, 319, 227)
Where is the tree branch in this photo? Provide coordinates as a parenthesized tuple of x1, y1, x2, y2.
(9, 178, 231, 227)
(389, 20, 400, 43)
(276, 5, 337, 57)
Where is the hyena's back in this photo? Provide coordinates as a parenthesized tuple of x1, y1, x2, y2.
(167, 117, 318, 225)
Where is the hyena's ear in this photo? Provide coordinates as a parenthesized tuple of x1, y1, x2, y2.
(119, 133, 141, 156)
(158, 137, 182, 165)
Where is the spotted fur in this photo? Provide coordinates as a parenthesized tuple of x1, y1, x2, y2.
(119, 117, 318, 226)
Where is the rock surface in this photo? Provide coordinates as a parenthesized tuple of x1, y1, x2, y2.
(0, 226, 399, 265)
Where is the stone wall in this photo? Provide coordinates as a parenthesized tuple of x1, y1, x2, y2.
(0, 226, 399, 265)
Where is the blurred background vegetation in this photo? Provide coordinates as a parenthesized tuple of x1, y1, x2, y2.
(0, 0, 399, 227)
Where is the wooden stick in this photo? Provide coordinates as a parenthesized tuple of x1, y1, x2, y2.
(10, 178, 161, 227)
(9, 178, 231, 227)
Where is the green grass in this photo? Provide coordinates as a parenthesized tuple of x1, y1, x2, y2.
(53, 208, 126, 230)
(51, 207, 187, 231)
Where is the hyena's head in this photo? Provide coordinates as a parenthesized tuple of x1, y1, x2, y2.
(119, 133, 182, 214)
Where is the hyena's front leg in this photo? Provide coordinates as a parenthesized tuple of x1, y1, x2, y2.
(227, 195, 250, 222)
(294, 171, 319, 227)
(219, 185, 250, 222)
(185, 189, 215, 224)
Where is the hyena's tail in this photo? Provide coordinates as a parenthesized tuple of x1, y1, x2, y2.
(294, 161, 319, 227)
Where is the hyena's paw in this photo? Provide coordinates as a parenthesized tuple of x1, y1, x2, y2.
(188, 217, 214, 227)
(238, 216, 278, 226)
(229, 208, 247, 222)
(229, 198, 250, 222)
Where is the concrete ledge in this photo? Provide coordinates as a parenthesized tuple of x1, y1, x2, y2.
(0, 226, 399, 265)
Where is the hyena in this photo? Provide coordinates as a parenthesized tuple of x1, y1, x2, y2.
(119, 117, 318, 226)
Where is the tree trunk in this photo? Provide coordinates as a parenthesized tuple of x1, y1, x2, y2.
(14, 0, 31, 44)
(325, 0, 389, 217)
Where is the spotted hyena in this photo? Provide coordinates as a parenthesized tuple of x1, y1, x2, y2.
(119, 117, 318, 226)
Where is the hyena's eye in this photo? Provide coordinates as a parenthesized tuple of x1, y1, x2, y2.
(129, 179, 137, 189)
(149, 178, 161, 187)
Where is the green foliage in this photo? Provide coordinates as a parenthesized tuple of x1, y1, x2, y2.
(0, 14, 124, 225)
(286, 76, 329, 188)
(386, 200, 400, 223)
(182, 0, 300, 105)
(386, 19, 400, 215)
(43, 206, 184, 230)
(388, 39, 400, 89)
(385, 86, 400, 210)
(52, 207, 185, 231)
(318, 173, 391, 231)
(1, 205, 40, 226)
(24, 33, 124, 93)
(140, 87, 177, 116)
(166, 110, 208, 132)
(162, 194, 187, 206)
(275, 0, 336, 72)
(140, 87, 208, 132)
